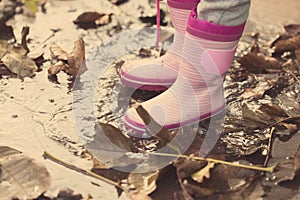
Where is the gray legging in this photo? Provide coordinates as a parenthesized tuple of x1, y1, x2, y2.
(197, 0, 251, 26)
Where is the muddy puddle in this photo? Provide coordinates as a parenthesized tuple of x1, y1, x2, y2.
(1, 0, 300, 199)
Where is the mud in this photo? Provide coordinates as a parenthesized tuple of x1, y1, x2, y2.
(0, 0, 299, 199)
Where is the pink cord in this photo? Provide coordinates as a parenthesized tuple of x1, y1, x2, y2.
(156, 0, 161, 51)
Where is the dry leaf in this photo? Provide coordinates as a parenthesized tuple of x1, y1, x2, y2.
(50, 43, 69, 61)
(0, 146, 51, 200)
(191, 162, 215, 183)
(48, 61, 67, 75)
(73, 12, 112, 29)
(66, 38, 86, 77)
(273, 35, 300, 53)
(241, 81, 273, 100)
(238, 51, 282, 74)
(1, 52, 38, 77)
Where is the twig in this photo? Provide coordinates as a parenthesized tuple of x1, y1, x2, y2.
(263, 127, 275, 167)
(148, 152, 276, 172)
(265, 115, 300, 130)
(42, 151, 129, 194)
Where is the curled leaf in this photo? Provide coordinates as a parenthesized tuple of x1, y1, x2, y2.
(50, 43, 69, 61)
(66, 38, 86, 77)
(47, 61, 67, 75)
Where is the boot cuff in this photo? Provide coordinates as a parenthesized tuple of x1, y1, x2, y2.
(167, 0, 200, 10)
(187, 7, 246, 42)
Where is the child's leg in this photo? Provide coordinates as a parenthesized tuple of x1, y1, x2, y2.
(120, 0, 200, 91)
(124, 0, 250, 133)
(197, 0, 250, 26)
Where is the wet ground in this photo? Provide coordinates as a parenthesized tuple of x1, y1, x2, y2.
(0, 0, 300, 199)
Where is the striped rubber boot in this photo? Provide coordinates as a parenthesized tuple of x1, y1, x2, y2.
(124, 7, 246, 133)
(120, 0, 200, 91)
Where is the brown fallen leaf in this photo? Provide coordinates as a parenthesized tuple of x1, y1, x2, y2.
(97, 122, 137, 153)
(0, 146, 51, 200)
(50, 43, 69, 61)
(135, 105, 177, 149)
(241, 104, 269, 128)
(66, 37, 86, 77)
(73, 12, 112, 29)
(273, 35, 300, 54)
(1, 52, 38, 77)
(241, 81, 273, 100)
(48, 61, 67, 75)
(238, 51, 282, 74)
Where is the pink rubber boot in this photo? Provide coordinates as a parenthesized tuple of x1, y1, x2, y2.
(124, 8, 246, 133)
(120, 0, 200, 91)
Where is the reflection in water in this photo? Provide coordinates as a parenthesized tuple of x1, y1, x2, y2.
(73, 27, 225, 173)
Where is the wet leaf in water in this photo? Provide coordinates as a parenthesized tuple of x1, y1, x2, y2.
(98, 122, 137, 153)
(0, 146, 51, 200)
(241, 104, 269, 128)
(136, 105, 176, 149)
(259, 104, 289, 119)
(268, 132, 300, 185)
(73, 12, 112, 29)
(1, 52, 38, 77)
(0, 22, 15, 41)
(191, 162, 215, 183)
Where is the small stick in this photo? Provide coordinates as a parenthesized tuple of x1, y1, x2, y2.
(148, 152, 276, 172)
(42, 151, 129, 194)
